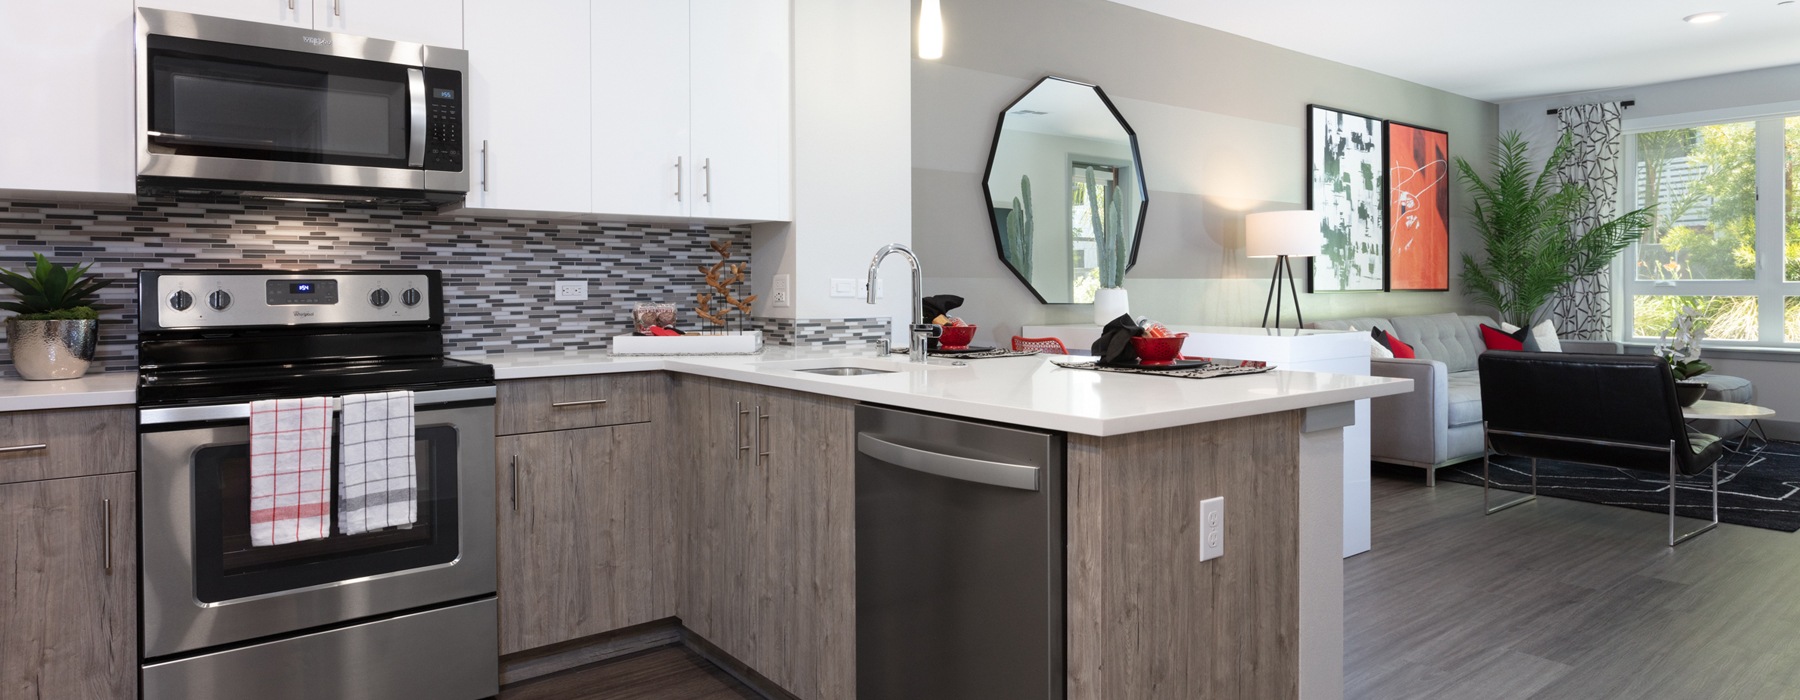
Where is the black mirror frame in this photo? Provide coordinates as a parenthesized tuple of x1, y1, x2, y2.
(979, 76, 1149, 305)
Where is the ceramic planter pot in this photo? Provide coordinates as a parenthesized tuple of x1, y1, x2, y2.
(1674, 380, 1707, 407)
(1093, 287, 1130, 326)
(6, 318, 98, 380)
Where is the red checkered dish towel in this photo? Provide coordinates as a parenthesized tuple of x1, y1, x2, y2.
(248, 397, 333, 546)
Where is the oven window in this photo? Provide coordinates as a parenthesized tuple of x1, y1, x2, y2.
(147, 35, 413, 167)
(192, 424, 461, 603)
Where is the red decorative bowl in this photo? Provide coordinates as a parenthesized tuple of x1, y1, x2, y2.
(1129, 334, 1188, 365)
(938, 324, 977, 349)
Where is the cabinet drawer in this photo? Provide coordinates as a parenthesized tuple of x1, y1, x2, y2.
(0, 406, 134, 486)
(496, 373, 665, 435)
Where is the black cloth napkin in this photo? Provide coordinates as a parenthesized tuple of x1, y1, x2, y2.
(1090, 314, 1142, 364)
(921, 294, 964, 323)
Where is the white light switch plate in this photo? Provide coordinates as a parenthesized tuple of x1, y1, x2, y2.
(830, 278, 858, 298)
(555, 280, 588, 301)
(1200, 496, 1224, 561)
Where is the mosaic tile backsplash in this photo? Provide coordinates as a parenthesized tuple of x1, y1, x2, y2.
(757, 317, 891, 347)
(0, 197, 765, 377)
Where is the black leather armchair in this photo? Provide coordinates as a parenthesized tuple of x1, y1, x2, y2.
(1477, 350, 1726, 546)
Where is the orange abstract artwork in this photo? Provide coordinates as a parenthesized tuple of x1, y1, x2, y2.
(1386, 123, 1449, 291)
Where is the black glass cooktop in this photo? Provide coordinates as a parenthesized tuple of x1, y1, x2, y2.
(137, 356, 494, 407)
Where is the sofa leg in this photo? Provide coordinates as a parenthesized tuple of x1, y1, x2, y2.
(1426, 466, 1435, 487)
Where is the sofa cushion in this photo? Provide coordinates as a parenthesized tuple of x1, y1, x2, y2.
(1311, 317, 1395, 335)
(1447, 371, 1484, 427)
(1390, 313, 1486, 373)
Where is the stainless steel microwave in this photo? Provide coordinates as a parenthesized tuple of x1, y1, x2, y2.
(135, 9, 468, 205)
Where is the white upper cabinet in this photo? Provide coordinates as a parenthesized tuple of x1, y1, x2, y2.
(462, 0, 591, 214)
(688, 0, 790, 222)
(0, 0, 136, 195)
(137, 0, 462, 47)
(592, 0, 791, 222)
(592, 1, 690, 219)
(314, 0, 463, 49)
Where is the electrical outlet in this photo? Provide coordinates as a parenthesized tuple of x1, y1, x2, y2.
(555, 280, 588, 301)
(772, 274, 792, 308)
(1200, 496, 1225, 561)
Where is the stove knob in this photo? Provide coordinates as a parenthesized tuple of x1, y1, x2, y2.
(401, 288, 422, 307)
(369, 288, 391, 307)
(207, 289, 232, 311)
(169, 290, 193, 311)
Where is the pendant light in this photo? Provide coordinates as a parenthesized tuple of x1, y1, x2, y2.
(918, 0, 945, 60)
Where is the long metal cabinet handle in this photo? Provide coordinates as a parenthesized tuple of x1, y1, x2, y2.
(102, 498, 113, 575)
(288, 0, 295, 9)
(0, 443, 47, 453)
(856, 433, 1041, 491)
(406, 68, 426, 168)
(675, 157, 683, 201)
(509, 455, 519, 513)
(333, 0, 341, 16)
(480, 140, 490, 192)
(703, 158, 712, 202)
(735, 401, 751, 462)
(550, 398, 608, 408)
(756, 405, 770, 465)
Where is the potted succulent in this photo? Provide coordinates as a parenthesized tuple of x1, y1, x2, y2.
(0, 254, 112, 380)
(1656, 304, 1711, 407)
(1087, 167, 1131, 325)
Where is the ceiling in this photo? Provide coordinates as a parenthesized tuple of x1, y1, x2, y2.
(1104, 0, 1800, 102)
(1003, 78, 1132, 143)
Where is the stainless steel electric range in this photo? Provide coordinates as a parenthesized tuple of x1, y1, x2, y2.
(134, 269, 498, 700)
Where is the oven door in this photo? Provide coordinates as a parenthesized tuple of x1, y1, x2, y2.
(135, 8, 466, 196)
(139, 386, 495, 659)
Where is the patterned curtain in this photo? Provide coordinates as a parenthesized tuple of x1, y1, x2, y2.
(1546, 102, 1625, 340)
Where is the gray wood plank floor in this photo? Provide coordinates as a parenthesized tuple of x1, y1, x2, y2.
(499, 645, 761, 700)
(1348, 464, 1800, 700)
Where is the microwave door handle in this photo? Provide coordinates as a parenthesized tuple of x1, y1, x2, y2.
(407, 68, 426, 168)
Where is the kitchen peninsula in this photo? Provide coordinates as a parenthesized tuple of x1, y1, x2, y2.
(0, 348, 1408, 700)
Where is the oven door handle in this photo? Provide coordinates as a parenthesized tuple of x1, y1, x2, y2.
(138, 385, 495, 426)
(407, 68, 427, 168)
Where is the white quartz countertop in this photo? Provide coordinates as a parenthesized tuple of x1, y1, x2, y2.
(0, 348, 1412, 435)
(456, 347, 1412, 437)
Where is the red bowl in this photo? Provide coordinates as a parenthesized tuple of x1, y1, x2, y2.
(1130, 334, 1188, 365)
(937, 325, 977, 349)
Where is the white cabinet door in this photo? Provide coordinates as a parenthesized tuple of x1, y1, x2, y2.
(462, 0, 590, 214)
(135, 0, 308, 26)
(0, 0, 135, 195)
(688, 0, 790, 221)
(314, 0, 463, 48)
(591, 1, 690, 218)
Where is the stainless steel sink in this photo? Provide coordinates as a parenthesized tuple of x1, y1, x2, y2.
(794, 367, 898, 377)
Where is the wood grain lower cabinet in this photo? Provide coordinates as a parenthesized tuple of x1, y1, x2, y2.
(0, 472, 136, 700)
(679, 377, 854, 699)
(496, 422, 678, 654)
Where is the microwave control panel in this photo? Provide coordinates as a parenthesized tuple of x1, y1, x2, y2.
(424, 68, 463, 172)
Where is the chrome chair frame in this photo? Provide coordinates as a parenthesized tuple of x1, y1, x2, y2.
(1482, 422, 1720, 547)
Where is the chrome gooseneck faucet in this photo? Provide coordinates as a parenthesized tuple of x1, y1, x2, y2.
(867, 243, 937, 363)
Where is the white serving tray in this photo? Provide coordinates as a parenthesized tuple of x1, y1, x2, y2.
(610, 330, 764, 355)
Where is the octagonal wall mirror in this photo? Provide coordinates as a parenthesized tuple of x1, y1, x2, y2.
(982, 76, 1147, 304)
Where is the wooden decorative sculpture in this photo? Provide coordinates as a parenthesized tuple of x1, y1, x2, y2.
(694, 239, 756, 330)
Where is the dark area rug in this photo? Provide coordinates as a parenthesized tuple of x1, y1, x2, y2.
(1436, 439, 1800, 532)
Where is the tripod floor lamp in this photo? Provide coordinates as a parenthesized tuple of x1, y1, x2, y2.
(1246, 210, 1323, 329)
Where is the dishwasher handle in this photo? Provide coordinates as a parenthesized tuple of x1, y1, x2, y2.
(856, 432, 1040, 491)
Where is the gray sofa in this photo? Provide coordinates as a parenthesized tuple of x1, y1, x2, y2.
(1311, 313, 1618, 485)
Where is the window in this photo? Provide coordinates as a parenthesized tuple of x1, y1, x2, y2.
(1067, 163, 1118, 304)
(1622, 113, 1800, 345)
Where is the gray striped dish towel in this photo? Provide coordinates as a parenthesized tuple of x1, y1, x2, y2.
(338, 390, 417, 535)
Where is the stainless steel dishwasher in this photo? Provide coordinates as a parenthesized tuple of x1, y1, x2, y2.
(855, 404, 1065, 700)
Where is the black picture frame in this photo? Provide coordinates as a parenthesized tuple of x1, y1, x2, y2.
(1310, 102, 1389, 289)
(1383, 120, 1452, 292)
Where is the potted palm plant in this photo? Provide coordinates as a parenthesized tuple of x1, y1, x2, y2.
(1455, 132, 1654, 328)
(0, 254, 112, 380)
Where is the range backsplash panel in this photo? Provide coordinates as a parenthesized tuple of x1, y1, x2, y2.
(0, 198, 762, 377)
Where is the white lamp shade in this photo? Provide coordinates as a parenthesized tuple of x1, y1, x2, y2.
(1245, 210, 1324, 258)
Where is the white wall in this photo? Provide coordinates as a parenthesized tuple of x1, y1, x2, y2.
(911, 0, 1499, 349)
(1497, 63, 1800, 438)
(753, 0, 913, 341)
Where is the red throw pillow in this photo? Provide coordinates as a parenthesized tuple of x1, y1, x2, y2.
(1480, 323, 1527, 352)
(1387, 333, 1416, 359)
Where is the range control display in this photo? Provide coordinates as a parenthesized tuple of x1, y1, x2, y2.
(266, 279, 339, 305)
